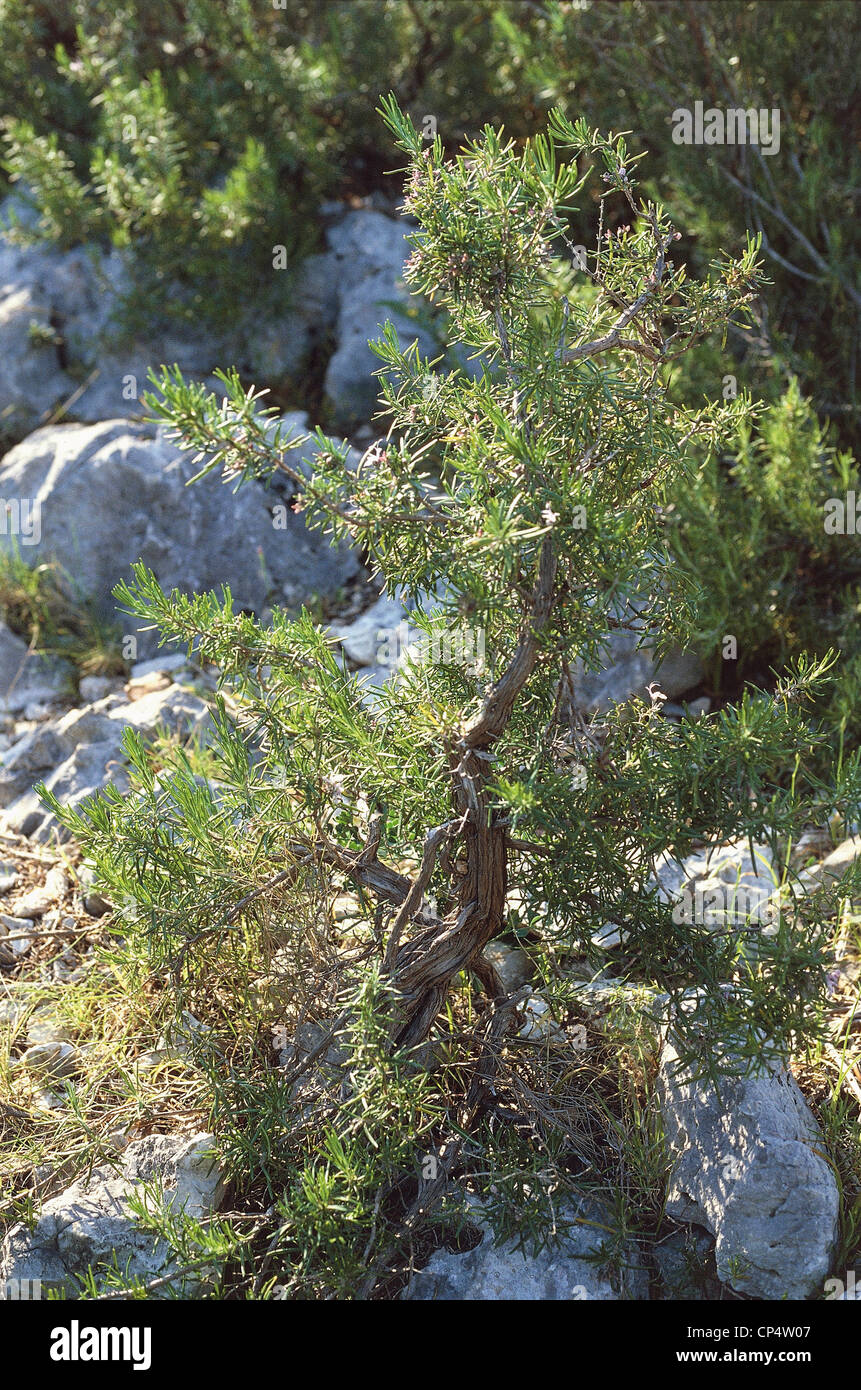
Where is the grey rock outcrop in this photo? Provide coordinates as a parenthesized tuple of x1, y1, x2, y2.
(0, 622, 71, 714)
(0, 680, 212, 840)
(402, 1193, 649, 1301)
(797, 836, 861, 899)
(323, 210, 436, 429)
(245, 253, 339, 384)
(0, 234, 125, 434)
(481, 941, 533, 993)
(658, 1039, 839, 1299)
(0, 419, 361, 655)
(651, 838, 779, 941)
(328, 592, 407, 666)
(571, 622, 704, 713)
(0, 200, 437, 438)
(0, 210, 328, 429)
(0, 1132, 225, 1297)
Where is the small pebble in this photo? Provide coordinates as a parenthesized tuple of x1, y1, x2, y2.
(79, 675, 121, 703)
(27, 1015, 73, 1046)
(19, 1041, 79, 1079)
(0, 860, 19, 894)
(32, 1087, 66, 1112)
(0, 913, 35, 934)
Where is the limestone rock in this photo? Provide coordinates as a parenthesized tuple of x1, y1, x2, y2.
(0, 419, 361, 657)
(402, 1193, 649, 1301)
(0, 623, 70, 715)
(323, 210, 436, 428)
(0, 1132, 225, 1298)
(658, 1039, 839, 1299)
(0, 679, 213, 840)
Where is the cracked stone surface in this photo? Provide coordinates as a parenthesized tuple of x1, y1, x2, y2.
(0, 623, 72, 716)
(657, 1039, 839, 1299)
(0, 1133, 225, 1297)
(0, 680, 213, 841)
(323, 210, 436, 429)
(402, 1193, 649, 1301)
(0, 420, 361, 657)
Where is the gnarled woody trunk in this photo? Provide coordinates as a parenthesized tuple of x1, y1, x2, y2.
(385, 536, 557, 1049)
(388, 747, 510, 1048)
